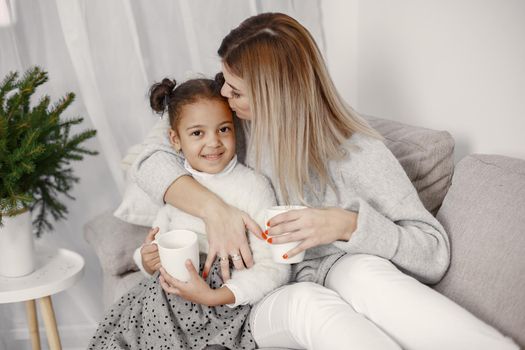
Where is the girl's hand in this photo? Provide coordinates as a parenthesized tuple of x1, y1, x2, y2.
(159, 261, 235, 306)
(159, 262, 214, 305)
(141, 227, 160, 275)
(266, 207, 358, 260)
(201, 199, 262, 282)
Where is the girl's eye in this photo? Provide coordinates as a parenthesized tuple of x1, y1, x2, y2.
(231, 91, 241, 98)
(219, 127, 231, 133)
(191, 130, 202, 137)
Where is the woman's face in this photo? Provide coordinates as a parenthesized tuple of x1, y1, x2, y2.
(169, 99, 236, 174)
(221, 64, 252, 120)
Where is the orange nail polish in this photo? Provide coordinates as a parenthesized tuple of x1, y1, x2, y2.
(267, 221, 271, 227)
(283, 254, 288, 259)
(262, 232, 268, 240)
(202, 272, 208, 279)
(267, 237, 273, 244)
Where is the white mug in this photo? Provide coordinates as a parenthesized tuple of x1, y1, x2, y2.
(152, 229, 199, 282)
(265, 205, 307, 264)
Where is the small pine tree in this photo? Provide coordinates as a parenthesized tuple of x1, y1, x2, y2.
(0, 66, 98, 237)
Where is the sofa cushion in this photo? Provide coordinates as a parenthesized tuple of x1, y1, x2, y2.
(365, 115, 455, 215)
(84, 211, 149, 276)
(434, 154, 525, 346)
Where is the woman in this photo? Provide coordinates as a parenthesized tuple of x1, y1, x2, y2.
(134, 12, 517, 349)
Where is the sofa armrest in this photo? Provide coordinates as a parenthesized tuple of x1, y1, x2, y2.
(434, 154, 525, 347)
(84, 210, 149, 276)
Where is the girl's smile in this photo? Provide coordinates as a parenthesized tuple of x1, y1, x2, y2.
(201, 151, 225, 161)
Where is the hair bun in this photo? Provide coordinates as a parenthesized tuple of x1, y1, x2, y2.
(214, 72, 225, 86)
(212, 72, 225, 95)
(161, 78, 176, 91)
(149, 78, 177, 114)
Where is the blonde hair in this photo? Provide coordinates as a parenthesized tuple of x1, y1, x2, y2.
(218, 13, 380, 204)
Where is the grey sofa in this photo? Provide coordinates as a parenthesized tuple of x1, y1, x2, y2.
(84, 116, 525, 348)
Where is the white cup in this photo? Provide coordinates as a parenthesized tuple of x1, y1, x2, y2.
(152, 229, 199, 282)
(265, 205, 307, 264)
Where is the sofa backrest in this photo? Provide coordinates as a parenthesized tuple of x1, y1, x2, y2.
(434, 154, 525, 346)
(365, 115, 455, 215)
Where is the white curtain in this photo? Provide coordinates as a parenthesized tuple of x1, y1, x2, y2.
(0, 0, 324, 347)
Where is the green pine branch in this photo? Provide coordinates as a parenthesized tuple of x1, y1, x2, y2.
(0, 66, 98, 237)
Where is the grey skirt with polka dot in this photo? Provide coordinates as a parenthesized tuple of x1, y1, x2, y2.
(88, 258, 256, 350)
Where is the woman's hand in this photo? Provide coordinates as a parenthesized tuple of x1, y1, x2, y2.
(159, 261, 235, 306)
(266, 207, 358, 259)
(201, 198, 263, 282)
(141, 227, 161, 275)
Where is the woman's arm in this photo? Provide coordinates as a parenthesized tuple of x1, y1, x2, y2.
(131, 144, 262, 281)
(334, 194, 450, 284)
(268, 197, 449, 285)
(165, 175, 262, 279)
(266, 206, 357, 255)
(267, 137, 450, 284)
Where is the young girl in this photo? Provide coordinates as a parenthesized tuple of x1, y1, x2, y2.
(88, 76, 289, 350)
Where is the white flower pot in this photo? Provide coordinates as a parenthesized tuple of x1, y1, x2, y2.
(0, 211, 35, 277)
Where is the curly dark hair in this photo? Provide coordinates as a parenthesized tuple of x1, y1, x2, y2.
(149, 73, 226, 128)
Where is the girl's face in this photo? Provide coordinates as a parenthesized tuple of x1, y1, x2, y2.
(221, 64, 252, 120)
(169, 99, 236, 174)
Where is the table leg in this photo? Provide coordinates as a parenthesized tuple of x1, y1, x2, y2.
(24, 299, 41, 350)
(39, 296, 62, 350)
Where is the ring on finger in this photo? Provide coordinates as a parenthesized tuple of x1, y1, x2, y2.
(219, 256, 229, 263)
(230, 253, 242, 261)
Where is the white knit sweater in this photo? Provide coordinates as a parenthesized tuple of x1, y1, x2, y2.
(133, 156, 290, 307)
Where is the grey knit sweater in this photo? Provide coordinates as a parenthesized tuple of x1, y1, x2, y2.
(132, 128, 450, 286)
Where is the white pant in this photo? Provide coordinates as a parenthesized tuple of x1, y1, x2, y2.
(250, 254, 518, 350)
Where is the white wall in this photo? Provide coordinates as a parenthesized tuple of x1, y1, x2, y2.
(323, 0, 525, 161)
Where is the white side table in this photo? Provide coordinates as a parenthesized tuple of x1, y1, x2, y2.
(0, 243, 84, 350)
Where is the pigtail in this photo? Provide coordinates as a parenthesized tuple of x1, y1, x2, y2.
(149, 78, 177, 115)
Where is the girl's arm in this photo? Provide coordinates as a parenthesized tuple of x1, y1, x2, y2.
(158, 169, 289, 307)
(222, 174, 290, 307)
(134, 227, 160, 276)
(223, 232, 290, 307)
(159, 263, 235, 306)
